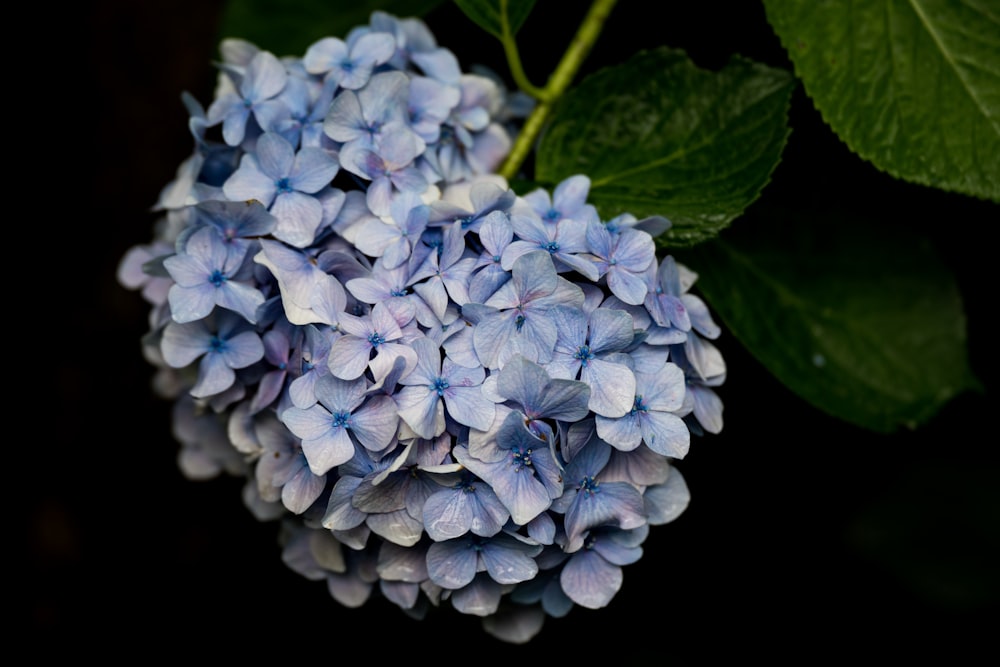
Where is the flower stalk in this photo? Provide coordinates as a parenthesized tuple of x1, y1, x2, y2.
(499, 0, 619, 180)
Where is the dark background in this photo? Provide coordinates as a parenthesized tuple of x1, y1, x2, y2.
(35, 0, 996, 660)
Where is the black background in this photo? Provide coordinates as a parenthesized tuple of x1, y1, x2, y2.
(34, 0, 996, 660)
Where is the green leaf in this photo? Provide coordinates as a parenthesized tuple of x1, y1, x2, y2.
(681, 207, 982, 434)
(764, 0, 1000, 202)
(535, 47, 795, 248)
(218, 0, 446, 57)
(452, 0, 536, 40)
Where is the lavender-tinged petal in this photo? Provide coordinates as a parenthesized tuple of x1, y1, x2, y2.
(422, 488, 476, 542)
(290, 147, 339, 193)
(281, 466, 327, 514)
(560, 548, 622, 609)
(685, 335, 727, 380)
(253, 99, 292, 135)
(190, 353, 237, 398)
(244, 50, 288, 100)
(301, 427, 354, 475)
(481, 544, 538, 585)
(160, 321, 208, 368)
(220, 330, 265, 368)
(367, 508, 424, 547)
(683, 293, 722, 340)
(644, 467, 691, 525)
(582, 358, 635, 419)
(322, 476, 367, 531)
(536, 378, 591, 422)
(328, 336, 372, 380)
(412, 279, 449, 322)
(223, 156, 277, 205)
(167, 284, 216, 324)
(271, 191, 324, 247)
(489, 467, 552, 526)
(348, 394, 400, 451)
(443, 386, 495, 432)
(377, 540, 430, 584)
(215, 281, 266, 323)
(691, 385, 724, 434)
(450, 576, 503, 617)
(471, 312, 516, 369)
(607, 268, 649, 306)
(281, 405, 331, 440)
(255, 132, 295, 179)
(303, 37, 347, 74)
(324, 91, 365, 143)
(639, 411, 690, 459)
(481, 604, 547, 643)
(495, 354, 548, 409)
(426, 539, 479, 589)
(640, 363, 686, 412)
(396, 386, 445, 440)
(327, 572, 374, 608)
(594, 413, 643, 451)
(588, 308, 635, 354)
(564, 482, 646, 542)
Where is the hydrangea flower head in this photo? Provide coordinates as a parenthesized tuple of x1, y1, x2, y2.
(118, 10, 726, 645)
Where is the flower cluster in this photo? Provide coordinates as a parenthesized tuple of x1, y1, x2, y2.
(117, 10, 725, 643)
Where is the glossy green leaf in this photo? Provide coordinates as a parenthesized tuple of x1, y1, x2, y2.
(764, 0, 1000, 202)
(681, 207, 982, 433)
(536, 47, 795, 248)
(218, 0, 445, 56)
(452, 0, 536, 39)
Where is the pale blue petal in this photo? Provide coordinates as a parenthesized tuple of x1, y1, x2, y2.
(472, 311, 517, 369)
(271, 191, 324, 247)
(495, 354, 548, 408)
(190, 353, 236, 398)
(328, 335, 372, 379)
(216, 281, 265, 323)
(160, 320, 209, 368)
(582, 358, 635, 418)
(413, 279, 449, 322)
(223, 155, 277, 205)
(322, 476, 367, 531)
(290, 147, 339, 193)
(640, 363, 686, 412)
(594, 413, 643, 451)
(367, 508, 424, 547)
(491, 467, 552, 526)
(481, 604, 546, 643)
(221, 330, 265, 368)
(303, 37, 347, 74)
(167, 284, 215, 324)
(348, 394, 400, 451)
(691, 384, 724, 434)
(426, 539, 478, 589)
(481, 544, 538, 585)
(376, 540, 429, 583)
(280, 404, 334, 440)
(639, 411, 690, 459)
(301, 427, 354, 475)
(396, 386, 445, 440)
(607, 268, 648, 306)
(255, 132, 295, 179)
(450, 575, 503, 617)
(644, 467, 691, 525)
(281, 467, 326, 514)
(422, 488, 475, 542)
(564, 482, 646, 542)
(244, 51, 287, 101)
(536, 378, 591, 422)
(443, 385, 495, 432)
(559, 548, 622, 609)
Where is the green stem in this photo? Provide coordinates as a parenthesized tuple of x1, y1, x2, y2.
(499, 0, 619, 181)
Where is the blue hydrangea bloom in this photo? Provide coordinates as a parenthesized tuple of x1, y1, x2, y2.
(118, 10, 728, 646)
